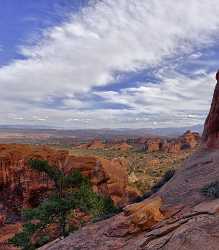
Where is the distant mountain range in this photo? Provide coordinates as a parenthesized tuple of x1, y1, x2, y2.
(0, 124, 203, 140)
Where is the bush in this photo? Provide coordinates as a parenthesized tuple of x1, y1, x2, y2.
(9, 159, 117, 250)
(201, 181, 219, 199)
(74, 181, 118, 218)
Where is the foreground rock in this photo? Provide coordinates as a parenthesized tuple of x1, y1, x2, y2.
(41, 72, 219, 250)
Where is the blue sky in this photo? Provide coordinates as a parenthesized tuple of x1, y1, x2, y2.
(0, 0, 219, 128)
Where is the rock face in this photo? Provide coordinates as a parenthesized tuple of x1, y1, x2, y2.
(0, 144, 137, 223)
(202, 71, 219, 148)
(41, 72, 219, 250)
(99, 158, 138, 206)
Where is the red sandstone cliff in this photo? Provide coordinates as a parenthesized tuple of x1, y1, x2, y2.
(202, 71, 219, 148)
(41, 72, 219, 250)
(0, 145, 138, 222)
(0, 144, 140, 249)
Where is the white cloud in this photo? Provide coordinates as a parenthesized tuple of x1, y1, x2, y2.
(1, 0, 219, 128)
(95, 70, 216, 127)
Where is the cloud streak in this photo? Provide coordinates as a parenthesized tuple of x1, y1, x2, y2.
(1, 0, 219, 128)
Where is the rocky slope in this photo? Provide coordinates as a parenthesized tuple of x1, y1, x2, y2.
(41, 72, 219, 250)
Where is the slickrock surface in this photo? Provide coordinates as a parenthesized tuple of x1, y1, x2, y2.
(40, 73, 219, 250)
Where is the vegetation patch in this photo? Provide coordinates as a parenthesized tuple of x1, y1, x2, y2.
(68, 147, 191, 194)
(9, 159, 117, 250)
(201, 181, 219, 199)
(135, 169, 175, 202)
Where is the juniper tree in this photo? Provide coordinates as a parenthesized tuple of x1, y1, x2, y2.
(9, 159, 117, 250)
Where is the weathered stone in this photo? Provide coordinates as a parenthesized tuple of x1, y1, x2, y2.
(202, 70, 219, 148)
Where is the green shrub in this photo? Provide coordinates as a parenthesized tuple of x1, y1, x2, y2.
(201, 181, 219, 199)
(8, 223, 39, 250)
(35, 235, 50, 248)
(73, 181, 118, 218)
(9, 159, 117, 250)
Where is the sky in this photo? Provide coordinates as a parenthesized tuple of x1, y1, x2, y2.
(0, 0, 219, 129)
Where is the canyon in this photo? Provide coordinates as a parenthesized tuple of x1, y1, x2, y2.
(39, 72, 219, 250)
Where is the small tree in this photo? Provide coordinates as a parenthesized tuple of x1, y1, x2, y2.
(9, 159, 117, 250)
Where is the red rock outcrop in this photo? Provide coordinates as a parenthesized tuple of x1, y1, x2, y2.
(0, 144, 139, 248)
(144, 132, 200, 154)
(41, 72, 219, 250)
(86, 139, 106, 149)
(99, 157, 139, 206)
(0, 144, 137, 212)
(145, 138, 162, 152)
(180, 130, 200, 149)
(202, 70, 219, 148)
(161, 140, 181, 153)
(111, 143, 132, 151)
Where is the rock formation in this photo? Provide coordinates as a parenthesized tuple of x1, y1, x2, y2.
(0, 145, 138, 223)
(144, 131, 200, 154)
(145, 138, 162, 152)
(180, 130, 200, 149)
(86, 139, 106, 149)
(202, 71, 219, 148)
(41, 72, 219, 250)
(161, 139, 181, 154)
(111, 142, 132, 151)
